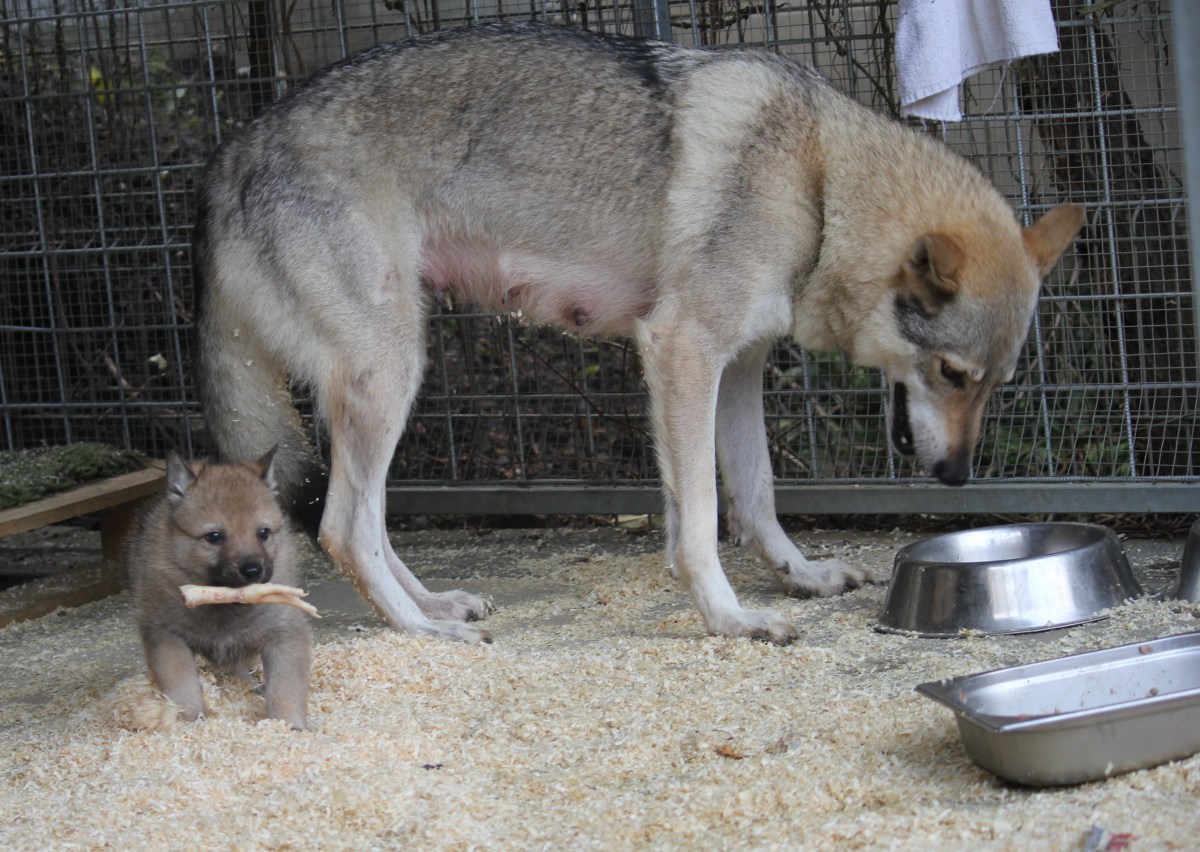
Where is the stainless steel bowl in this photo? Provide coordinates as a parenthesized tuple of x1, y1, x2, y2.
(1169, 518, 1200, 602)
(876, 522, 1143, 638)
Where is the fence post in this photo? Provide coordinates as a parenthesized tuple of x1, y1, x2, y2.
(1174, 0, 1200, 356)
(631, 0, 673, 41)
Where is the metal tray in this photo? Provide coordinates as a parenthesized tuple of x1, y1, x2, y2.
(916, 632, 1200, 786)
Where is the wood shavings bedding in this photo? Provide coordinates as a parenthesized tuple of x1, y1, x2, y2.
(1, 527, 1199, 849)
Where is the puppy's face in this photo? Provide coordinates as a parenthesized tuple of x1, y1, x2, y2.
(165, 451, 285, 588)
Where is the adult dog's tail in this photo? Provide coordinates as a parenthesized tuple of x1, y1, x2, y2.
(192, 198, 327, 538)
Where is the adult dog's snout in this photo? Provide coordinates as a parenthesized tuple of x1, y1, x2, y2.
(891, 380, 973, 485)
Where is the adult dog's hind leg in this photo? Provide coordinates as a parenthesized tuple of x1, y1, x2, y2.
(716, 344, 868, 597)
(318, 335, 490, 644)
(638, 320, 796, 644)
(382, 529, 495, 622)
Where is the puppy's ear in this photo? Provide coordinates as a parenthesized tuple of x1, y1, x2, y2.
(897, 231, 963, 314)
(165, 453, 198, 503)
(255, 445, 279, 491)
(1023, 204, 1086, 277)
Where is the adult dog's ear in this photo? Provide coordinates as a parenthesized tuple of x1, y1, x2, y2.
(897, 231, 963, 314)
(1023, 204, 1086, 277)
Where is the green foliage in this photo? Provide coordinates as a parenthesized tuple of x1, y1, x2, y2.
(0, 444, 147, 510)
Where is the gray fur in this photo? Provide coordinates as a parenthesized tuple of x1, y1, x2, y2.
(194, 22, 1083, 644)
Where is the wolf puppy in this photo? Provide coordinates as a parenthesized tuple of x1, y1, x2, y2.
(126, 451, 311, 729)
(195, 23, 1084, 644)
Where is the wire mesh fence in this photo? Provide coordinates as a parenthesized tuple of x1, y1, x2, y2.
(0, 0, 1193, 512)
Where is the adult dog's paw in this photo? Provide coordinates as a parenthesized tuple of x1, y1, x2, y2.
(419, 589, 495, 623)
(419, 619, 494, 644)
(780, 557, 870, 598)
(708, 607, 798, 645)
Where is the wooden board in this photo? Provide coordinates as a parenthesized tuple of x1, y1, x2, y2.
(0, 461, 165, 626)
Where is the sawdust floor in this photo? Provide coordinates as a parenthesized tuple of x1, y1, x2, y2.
(1, 522, 1199, 850)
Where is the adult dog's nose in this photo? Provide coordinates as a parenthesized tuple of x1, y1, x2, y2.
(932, 456, 969, 487)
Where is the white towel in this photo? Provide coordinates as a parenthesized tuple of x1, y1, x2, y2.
(896, 0, 1060, 122)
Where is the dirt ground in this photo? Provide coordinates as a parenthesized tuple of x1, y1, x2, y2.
(1, 519, 1198, 850)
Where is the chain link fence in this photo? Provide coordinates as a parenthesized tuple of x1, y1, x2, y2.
(0, 0, 1193, 514)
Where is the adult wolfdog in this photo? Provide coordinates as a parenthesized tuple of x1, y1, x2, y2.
(195, 22, 1083, 644)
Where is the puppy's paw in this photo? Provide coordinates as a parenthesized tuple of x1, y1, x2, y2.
(109, 676, 185, 733)
(780, 557, 870, 599)
(419, 589, 495, 622)
(708, 607, 798, 645)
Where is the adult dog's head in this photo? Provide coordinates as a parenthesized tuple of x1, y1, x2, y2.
(877, 204, 1085, 486)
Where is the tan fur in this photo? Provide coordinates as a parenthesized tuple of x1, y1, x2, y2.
(1025, 204, 1092, 276)
(195, 23, 1084, 645)
(125, 451, 311, 729)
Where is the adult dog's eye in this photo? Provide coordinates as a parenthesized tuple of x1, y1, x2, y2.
(204, 530, 225, 545)
(939, 360, 966, 388)
(257, 526, 271, 542)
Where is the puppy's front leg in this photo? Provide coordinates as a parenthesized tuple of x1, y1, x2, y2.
(261, 627, 311, 730)
(142, 629, 205, 721)
(716, 344, 869, 596)
(638, 321, 797, 644)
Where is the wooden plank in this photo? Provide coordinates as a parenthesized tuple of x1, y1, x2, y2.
(0, 462, 165, 540)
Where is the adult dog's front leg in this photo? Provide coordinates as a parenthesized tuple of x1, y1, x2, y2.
(716, 344, 868, 597)
(638, 322, 797, 644)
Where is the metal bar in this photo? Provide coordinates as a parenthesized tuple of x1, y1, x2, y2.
(797, 345, 820, 478)
(578, 338, 597, 462)
(198, 3, 224, 148)
(0, 354, 11, 448)
(334, 0, 349, 57)
(431, 305, 458, 480)
(17, 16, 72, 445)
(0, 163, 199, 183)
(653, 0, 672, 41)
(1010, 60, 1056, 477)
(1174, 0, 1200, 357)
(1086, 18, 1139, 478)
(505, 324, 528, 479)
(386, 482, 1200, 516)
(630, 0, 671, 41)
(134, 5, 194, 456)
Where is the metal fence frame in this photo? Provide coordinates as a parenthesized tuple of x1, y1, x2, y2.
(0, 0, 1195, 515)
